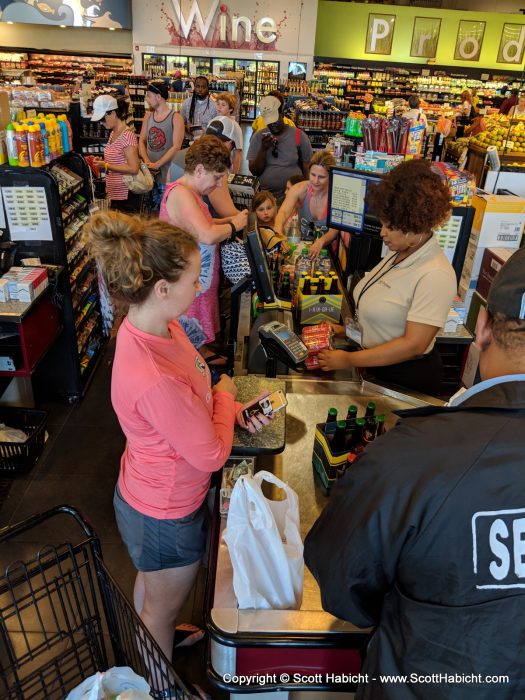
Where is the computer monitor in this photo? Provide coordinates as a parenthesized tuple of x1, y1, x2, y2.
(327, 166, 382, 237)
(243, 213, 276, 304)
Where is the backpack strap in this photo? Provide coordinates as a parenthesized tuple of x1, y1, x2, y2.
(295, 128, 304, 172)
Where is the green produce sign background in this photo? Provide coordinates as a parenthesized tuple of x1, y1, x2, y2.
(316, 1, 525, 70)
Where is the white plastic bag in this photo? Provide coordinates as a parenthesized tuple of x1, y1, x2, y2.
(223, 470, 304, 610)
(65, 666, 150, 700)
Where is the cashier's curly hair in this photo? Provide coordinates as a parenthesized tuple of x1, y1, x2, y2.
(365, 160, 451, 235)
(85, 211, 198, 306)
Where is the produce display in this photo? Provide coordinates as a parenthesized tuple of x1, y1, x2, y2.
(468, 114, 525, 156)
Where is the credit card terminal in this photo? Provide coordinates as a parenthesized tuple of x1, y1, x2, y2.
(258, 320, 309, 366)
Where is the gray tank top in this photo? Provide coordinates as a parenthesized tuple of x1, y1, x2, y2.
(146, 110, 175, 183)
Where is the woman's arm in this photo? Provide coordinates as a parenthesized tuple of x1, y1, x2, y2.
(208, 174, 238, 217)
(308, 227, 339, 259)
(137, 376, 237, 473)
(166, 185, 246, 244)
(231, 149, 242, 174)
(138, 116, 150, 165)
(274, 182, 308, 236)
(318, 321, 439, 371)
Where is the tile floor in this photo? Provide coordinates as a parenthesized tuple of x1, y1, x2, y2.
(0, 342, 225, 698)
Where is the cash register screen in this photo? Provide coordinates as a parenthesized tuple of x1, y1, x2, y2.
(327, 166, 382, 236)
(244, 213, 276, 304)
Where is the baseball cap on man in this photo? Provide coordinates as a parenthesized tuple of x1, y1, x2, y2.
(91, 94, 118, 121)
(487, 246, 525, 320)
(258, 95, 281, 126)
(206, 116, 242, 149)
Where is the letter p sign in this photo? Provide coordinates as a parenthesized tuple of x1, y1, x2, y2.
(366, 14, 395, 55)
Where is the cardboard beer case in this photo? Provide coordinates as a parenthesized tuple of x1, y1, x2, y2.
(312, 423, 350, 493)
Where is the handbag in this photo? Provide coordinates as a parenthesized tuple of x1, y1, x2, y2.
(220, 239, 251, 285)
(123, 161, 154, 195)
(223, 470, 304, 610)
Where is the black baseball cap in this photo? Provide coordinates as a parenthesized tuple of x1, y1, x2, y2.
(487, 246, 525, 320)
(147, 81, 169, 100)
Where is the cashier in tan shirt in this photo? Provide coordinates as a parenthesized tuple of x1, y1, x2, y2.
(319, 160, 457, 396)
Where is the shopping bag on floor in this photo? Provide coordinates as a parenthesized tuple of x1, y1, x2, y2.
(223, 470, 303, 609)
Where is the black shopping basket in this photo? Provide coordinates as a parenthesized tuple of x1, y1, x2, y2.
(0, 505, 197, 699)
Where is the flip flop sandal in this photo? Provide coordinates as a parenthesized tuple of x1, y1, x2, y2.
(173, 623, 205, 649)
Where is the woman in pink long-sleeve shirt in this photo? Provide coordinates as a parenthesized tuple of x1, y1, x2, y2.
(86, 211, 269, 689)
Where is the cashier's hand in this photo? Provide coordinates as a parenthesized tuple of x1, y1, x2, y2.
(236, 392, 274, 434)
(330, 323, 346, 338)
(308, 238, 324, 259)
(318, 349, 352, 371)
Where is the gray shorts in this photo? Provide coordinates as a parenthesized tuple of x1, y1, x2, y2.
(113, 487, 209, 572)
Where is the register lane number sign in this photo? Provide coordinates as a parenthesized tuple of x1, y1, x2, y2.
(330, 172, 367, 232)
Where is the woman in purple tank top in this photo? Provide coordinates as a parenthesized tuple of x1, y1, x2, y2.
(274, 150, 340, 259)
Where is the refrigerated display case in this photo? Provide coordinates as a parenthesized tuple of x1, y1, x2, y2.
(166, 55, 189, 76)
(236, 59, 257, 120)
(142, 53, 166, 78)
(213, 57, 235, 74)
(256, 60, 279, 103)
(189, 56, 212, 76)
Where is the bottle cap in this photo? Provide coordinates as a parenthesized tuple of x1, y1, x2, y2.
(336, 420, 347, 429)
(356, 417, 366, 426)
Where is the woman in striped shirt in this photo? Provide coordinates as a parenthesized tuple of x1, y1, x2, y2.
(92, 94, 141, 213)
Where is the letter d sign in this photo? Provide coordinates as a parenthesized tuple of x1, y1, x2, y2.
(366, 14, 395, 55)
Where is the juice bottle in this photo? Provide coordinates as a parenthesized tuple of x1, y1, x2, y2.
(28, 124, 45, 167)
(6, 123, 18, 166)
(38, 120, 50, 164)
(57, 114, 71, 152)
(14, 122, 29, 167)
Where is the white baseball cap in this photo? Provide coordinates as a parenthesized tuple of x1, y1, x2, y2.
(206, 116, 242, 149)
(258, 95, 281, 125)
(91, 94, 118, 121)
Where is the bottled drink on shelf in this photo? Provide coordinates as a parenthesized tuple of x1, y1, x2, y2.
(295, 247, 311, 282)
(364, 417, 377, 444)
(302, 276, 312, 295)
(364, 402, 376, 418)
(280, 271, 291, 301)
(331, 420, 348, 452)
(345, 404, 358, 427)
(325, 407, 338, 430)
(316, 249, 332, 275)
(347, 417, 367, 454)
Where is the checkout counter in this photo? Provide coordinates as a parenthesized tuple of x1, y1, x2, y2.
(205, 218, 461, 698)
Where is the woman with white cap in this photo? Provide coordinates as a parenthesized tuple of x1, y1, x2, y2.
(92, 94, 141, 212)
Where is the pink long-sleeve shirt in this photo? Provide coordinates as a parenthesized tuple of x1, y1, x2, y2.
(112, 317, 238, 519)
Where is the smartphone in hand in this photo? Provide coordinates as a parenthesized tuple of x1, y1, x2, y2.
(242, 390, 287, 423)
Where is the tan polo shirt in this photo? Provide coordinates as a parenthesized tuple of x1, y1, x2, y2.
(352, 237, 457, 353)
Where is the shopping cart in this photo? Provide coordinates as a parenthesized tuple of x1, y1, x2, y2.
(0, 505, 198, 700)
